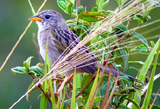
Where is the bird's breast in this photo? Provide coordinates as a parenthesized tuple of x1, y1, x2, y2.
(37, 30, 62, 65)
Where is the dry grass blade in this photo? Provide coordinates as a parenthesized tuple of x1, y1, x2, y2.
(48, 33, 159, 77)
(9, 0, 160, 108)
(0, 0, 47, 73)
(42, 0, 160, 81)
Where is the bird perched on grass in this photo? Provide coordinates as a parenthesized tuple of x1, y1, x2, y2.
(29, 10, 138, 95)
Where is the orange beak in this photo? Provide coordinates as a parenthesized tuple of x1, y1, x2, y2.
(29, 16, 42, 21)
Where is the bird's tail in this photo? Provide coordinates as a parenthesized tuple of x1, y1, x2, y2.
(99, 65, 141, 83)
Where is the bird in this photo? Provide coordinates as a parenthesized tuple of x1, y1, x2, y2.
(29, 10, 138, 95)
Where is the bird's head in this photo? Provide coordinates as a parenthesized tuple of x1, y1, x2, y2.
(29, 10, 68, 31)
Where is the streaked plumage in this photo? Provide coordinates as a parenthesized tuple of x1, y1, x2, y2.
(29, 10, 137, 81)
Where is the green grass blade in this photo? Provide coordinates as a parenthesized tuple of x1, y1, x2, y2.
(76, 73, 81, 94)
(48, 61, 56, 108)
(85, 67, 100, 109)
(132, 38, 160, 109)
(60, 91, 66, 109)
(141, 39, 160, 109)
(40, 38, 50, 109)
(98, 0, 104, 11)
(71, 70, 76, 109)
(45, 43, 57, 109)
(28, 0, 36, 15)
(40, 81, 47, 109)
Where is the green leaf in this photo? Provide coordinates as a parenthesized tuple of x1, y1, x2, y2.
(134, 11, 151, 25)
(118, 76, 132, 82)
(23, 62, 29, 71)
(119, 45, 128, 71)
(78, 12, 105, 22)
(116, 0, 127, 6)
(142, 4, 145, 19)
(129, 67, 140, 72)
(64, 99, 71, 108)
(23, 56, 33, 70)
(11, 67, 28, 74)
(152, 105, 160, 109)
(26, 82, 38, 101)
(25, 56, 33, 66)
(97, 0, 105, 11)
(126, 97, 141, 109)
(103, 0, 109, 7)
(113, 49, 124, 64)
(150, 41, 155, 47)
(119, 105, 130, 109)
(92, 7, 98, 12)
(81, 74, 94, 97)
(142, 39, 160, 109)
(120, 87, 136, 93)
(77, 5, 84, 14)
(93, 96, 103, 103)
(57, 0, 68, 13)
(67, 22, 76, 27)
(128, 61, 145, 65)
(130, 44, 148, 52)
(130, 44, 150, 54)
(133, 39, 160, 109)
(29, 66, 43, 75)
(116, 24, 128, 31)
(103, 10, 116, 15)
(133, 14, 144, 25)
(66, 1, 74, 15)
(99, 81, 114, 96)
(96, 0, 99, 5)
(151, 94, 160, 107)
(99, 83, 108, 96)
(99, 10, 112, 15)
(141, 0, 147, 2)
(147, 4, 154, 15)
(68, 0, 75, 4)
(118, 94, 128, 103)
(131, 32, 149, 48)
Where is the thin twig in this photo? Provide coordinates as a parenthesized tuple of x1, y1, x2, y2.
(0, 0, 47, 73)
(38, 84, 52, 105)
(89, 62, 109, 109)
(149, 87, 160, 109)
(101, 68, 112, 109)
(0, 21, 33, 72)
(104, 69, 121, 109)
(75, 75, 96, 98)
(9, 0, 47, 108)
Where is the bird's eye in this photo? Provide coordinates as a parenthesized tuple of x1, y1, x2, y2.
(45, 15, 51, 19)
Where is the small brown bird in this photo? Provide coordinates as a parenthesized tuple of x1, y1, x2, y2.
(29, 10, 137, 94)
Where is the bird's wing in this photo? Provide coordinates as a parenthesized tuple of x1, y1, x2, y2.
(51, 29, 82, 51)
(51, 29, 98, 74)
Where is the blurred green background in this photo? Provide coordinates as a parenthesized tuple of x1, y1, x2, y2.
(0, 0, 159, 109)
